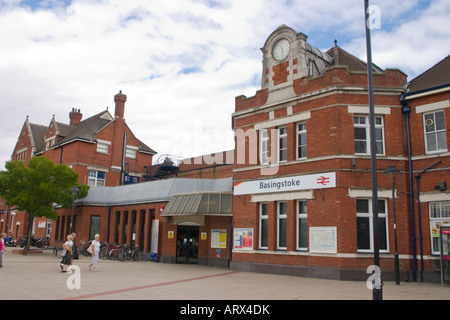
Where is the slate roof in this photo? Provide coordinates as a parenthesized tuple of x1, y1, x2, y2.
(55, 110, 113, 146)
(326, 44, 384, 73)
(28, 123, 47, 153)
(76, 177, 233, 206)
(27, 109, 156, 155)
(406, 55, 450, 94)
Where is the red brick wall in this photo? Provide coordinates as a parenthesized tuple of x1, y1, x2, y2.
(231, 63, 426, 276)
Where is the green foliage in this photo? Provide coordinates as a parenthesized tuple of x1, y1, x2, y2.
(0, 156, 89, 220)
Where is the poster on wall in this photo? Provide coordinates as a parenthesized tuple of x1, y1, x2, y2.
(440, 225, 450, 286)
(234, 228, 253, 250)
(211, 229, 227, 249)
(431, 220, 450, 254)
(150, 219, 159, 262)
(309, 227, 337, 254)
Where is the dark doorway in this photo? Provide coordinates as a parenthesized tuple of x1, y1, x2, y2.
(176, 225, 199, 264)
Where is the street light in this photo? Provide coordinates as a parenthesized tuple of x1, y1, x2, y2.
(69, 186, 79, 234)
(384, 166, 400, 285)
(364, 0, 382, 300)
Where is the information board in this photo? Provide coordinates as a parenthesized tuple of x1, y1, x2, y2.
(234, 228, 253, 250)
(150, 219, 159, 262)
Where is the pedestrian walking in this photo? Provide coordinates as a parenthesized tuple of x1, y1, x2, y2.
(71, 232, 79, 260)
(89, 234, 101, 272)
(0, 233, 6, 268)
(60, 242, 73, 273)
(60, 234, 73, 272)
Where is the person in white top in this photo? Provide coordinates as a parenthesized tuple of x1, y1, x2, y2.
(60, 234, 73, 272)
(89, 234, 101, 272)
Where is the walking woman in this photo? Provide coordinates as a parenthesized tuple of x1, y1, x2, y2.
(0, 233, 6, 268)
(89, 234, 101, 271)
(60, 234, 73, 272)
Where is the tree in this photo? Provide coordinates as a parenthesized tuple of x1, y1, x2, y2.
(0, 156, 89, 248)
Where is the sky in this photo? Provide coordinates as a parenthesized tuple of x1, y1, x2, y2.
(0, 0, 449, 170)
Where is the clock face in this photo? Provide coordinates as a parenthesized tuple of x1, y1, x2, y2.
(272, 38, 290, 61)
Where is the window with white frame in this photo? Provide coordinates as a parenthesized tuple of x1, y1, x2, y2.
(354, 115, 385, 155)
(96, 142, 109, 154)
(429, 201, 450, 255)
(126, 147, 137, 159)
(259, 203, 269, 249)
(297, 122, 307, 159)
(260, 129, 269, 165)
(297, 200, 308, 250)
(356, 199, 388, 253)
(277, 201, 287, 250)
(16, 149, 27, 161)
(424, 110, 447, 154)
(88, 170, 106, 187)
(278, 127, 287, 162)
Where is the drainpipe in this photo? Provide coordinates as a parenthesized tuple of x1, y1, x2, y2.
(415, 160, 441, 282)
(120, 132, 127, 186)
(400, 93, 417, 281)
(229, 216, 233, 268)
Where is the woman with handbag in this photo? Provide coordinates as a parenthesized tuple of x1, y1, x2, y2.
(89, 234, 101, 271)
(60, 242, 73, 272)
(60, 234, 73, 272)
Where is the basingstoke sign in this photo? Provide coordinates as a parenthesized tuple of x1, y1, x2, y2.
(233, 172, 336, 195)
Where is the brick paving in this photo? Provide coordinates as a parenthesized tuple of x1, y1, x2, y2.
(1, 247, 449, 301)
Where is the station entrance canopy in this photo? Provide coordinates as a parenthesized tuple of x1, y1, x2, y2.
(161, 192, 232, 225)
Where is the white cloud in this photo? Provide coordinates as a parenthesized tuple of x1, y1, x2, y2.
(344, 0, 450, 77)
(0, 0, 448, 170)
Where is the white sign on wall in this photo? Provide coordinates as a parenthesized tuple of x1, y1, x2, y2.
(233, 172, 336, 195)
(309, 227, 337, 254)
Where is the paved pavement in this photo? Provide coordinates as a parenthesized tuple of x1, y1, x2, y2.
(1, 247, 449, 302)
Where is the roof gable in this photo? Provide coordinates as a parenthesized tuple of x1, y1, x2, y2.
(326, 45, 384, 73)
(55, 110, 113, 146)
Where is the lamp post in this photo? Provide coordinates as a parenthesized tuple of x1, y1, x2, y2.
(385, 166, 400, 285)
(69, 186, 79, 234)
(364, 0, 382, 300)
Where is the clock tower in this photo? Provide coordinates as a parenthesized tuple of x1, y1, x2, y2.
(260, 25, 331, 102)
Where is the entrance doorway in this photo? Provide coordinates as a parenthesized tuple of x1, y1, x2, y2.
(176, 225, 199, 264)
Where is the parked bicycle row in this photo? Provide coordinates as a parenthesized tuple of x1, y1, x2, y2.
(78, 240, 143, 262)
(3, 235, 50, 249)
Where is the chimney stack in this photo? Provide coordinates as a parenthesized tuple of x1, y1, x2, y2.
(114, 90, 127, 119)
(69, 108, 83, 126)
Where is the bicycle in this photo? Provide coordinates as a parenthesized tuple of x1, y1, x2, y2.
(131, 244, 143, 261)
(109, 244, 126, 261)
(101, 243, 124, 260)
(121, 243, 143, 261)
(78, 240, 92, 257)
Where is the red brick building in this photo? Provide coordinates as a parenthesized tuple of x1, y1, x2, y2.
(3, 91, 156, 242)
(230, 26, 449, 282)
(60, 177, 233, 265)
(2, 26, 448, 283)
(400, 55, 450, 281)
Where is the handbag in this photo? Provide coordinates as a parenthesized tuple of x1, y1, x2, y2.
(87, 244, 93, 254)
